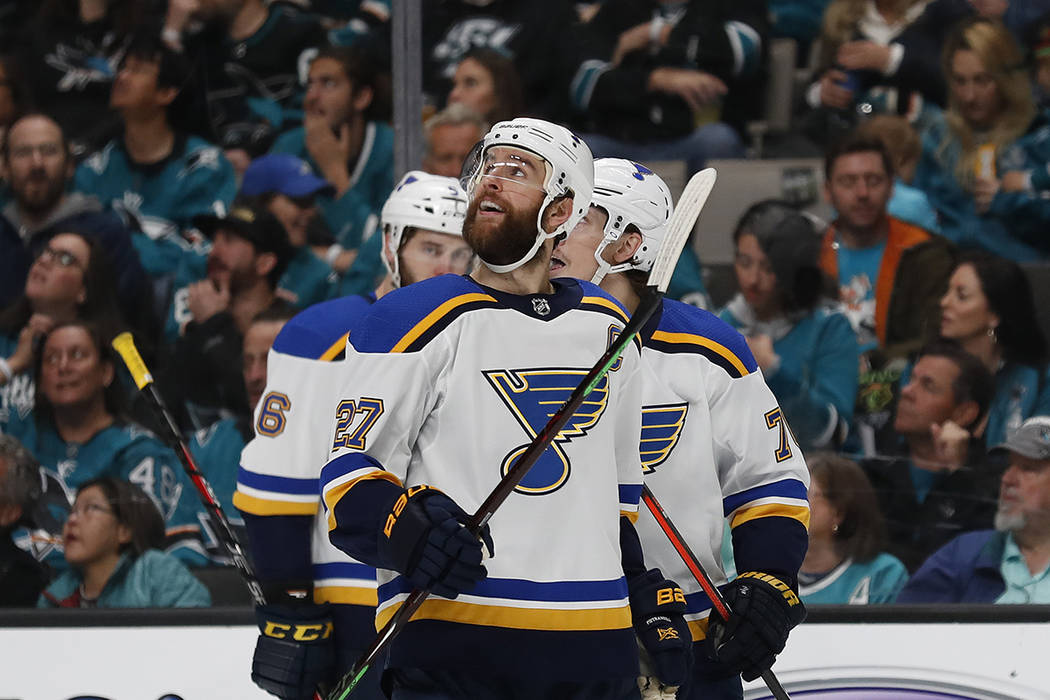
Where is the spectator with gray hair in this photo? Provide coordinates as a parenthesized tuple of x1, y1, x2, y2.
(422, 103, 488, 179)
(0, 434, 47, 606)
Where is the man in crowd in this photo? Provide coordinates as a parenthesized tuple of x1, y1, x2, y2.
(0, 435, 47, 607)
(421, 103, 487, 179)
(898, 416, 1050, 603)
(862, 341, 997, 570)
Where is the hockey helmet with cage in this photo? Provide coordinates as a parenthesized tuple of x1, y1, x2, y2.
(587, 158, 673, 285)
(380, 171, 468, 288)
(460, 117, 594, 273)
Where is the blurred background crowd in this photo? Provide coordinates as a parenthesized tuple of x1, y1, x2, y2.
(1, 0, 1050, 610)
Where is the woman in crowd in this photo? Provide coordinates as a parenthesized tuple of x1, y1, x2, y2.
(39, 477, 209, 607)
(914, 17, 1050, 260)
(720, 200, 860, 450)
(0, 232, 123, 432)
(7, 321, 205, 566)
(799, 452, 909, 604)
(447, 48, 525, 126)
(938, 252, 1050, 448)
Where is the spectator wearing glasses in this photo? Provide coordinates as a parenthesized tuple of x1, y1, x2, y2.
(0, 113, 150, 323)
(237, 154, 337, 309)
(0, 232, 124, 437)
(38, 477, 210, 608)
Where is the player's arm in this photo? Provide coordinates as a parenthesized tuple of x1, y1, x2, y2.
(709, 364, 810, 681)
(321, 343, 490, 599)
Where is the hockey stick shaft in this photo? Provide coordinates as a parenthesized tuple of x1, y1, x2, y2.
(112, 332, 265, 605)
(640, 485, 791, 700)
(328, 168, 718, 700)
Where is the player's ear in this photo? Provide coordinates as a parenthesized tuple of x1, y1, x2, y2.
(541, 195, 573, 234)
(610, 230, 643, 265)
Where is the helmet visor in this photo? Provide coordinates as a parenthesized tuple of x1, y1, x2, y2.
(460, 143, 550, 201)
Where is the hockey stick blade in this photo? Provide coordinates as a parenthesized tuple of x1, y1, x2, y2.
(648, 167, 717, 294)
(640, 486, 792, 700)
(327, 170, 718, 700)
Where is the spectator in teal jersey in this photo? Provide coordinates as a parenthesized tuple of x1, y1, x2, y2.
(238, 154, 337, 308)
(39, 477, 209, 608)
(720, 200, 860, 450)
(1, 232, 124, 438)
(74, 33, 237, 278)
(936, 252, 1050, 450)
(6, 321, 209, 567)
(270, 45, 392, 292)
(799, 452, 908, 604)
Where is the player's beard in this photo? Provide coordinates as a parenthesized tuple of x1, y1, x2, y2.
(463, 195, 543, 267)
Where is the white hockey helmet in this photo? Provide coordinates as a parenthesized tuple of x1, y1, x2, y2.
(587, 158, 673, 284)
(461, 117, 594, 273)
(381, 171, 468, 288)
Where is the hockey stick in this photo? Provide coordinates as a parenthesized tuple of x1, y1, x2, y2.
(640, 485, 792, 700)
(112, 332, 327, 700)
(326, 168, 719, 700)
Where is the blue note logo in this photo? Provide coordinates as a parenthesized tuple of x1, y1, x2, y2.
(484, 368, 611, 495)
(640, 403, 688, 473)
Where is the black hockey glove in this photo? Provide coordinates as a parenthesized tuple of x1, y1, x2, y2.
(252, 603, 335, 700)
(629, 569, 694, 690)
(706, 571, 807, 681)
(377, 485, 494, 599)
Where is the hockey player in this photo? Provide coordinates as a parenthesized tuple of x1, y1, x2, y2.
(236, 171, 474, 700)
(550, 159, 810, 699)
(318, 118, 693, 699)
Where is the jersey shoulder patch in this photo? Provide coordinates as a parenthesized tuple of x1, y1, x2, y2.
(352, 275, 500, 353)
(273, 294, 375, 360)
(648, 299, 757, 378)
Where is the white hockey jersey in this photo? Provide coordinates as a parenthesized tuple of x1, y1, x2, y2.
(634, 300, 811, 643)
(320, 274, 646, 680)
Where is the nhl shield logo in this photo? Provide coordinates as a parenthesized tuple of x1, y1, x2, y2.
(531, 298, 551, 316)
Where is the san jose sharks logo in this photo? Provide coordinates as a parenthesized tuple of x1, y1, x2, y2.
(640, 403, 688, 473)
(483, 368, 611, 495)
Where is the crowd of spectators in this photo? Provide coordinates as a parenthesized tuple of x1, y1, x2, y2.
(1, 0, 1050, 611)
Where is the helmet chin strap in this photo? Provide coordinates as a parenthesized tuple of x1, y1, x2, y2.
(479, 193, 564, 274)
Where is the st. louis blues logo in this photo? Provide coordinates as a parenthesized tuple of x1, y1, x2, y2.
(640, 403, 688, 473)
(483, 368, 610, 495)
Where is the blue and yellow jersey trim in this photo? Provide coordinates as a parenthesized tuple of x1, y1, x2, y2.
(234, 467, 319, 516)
(390, 292, 500, 353)
(376, 576, 632, 632)
(320, 453, 403, 531)
(646, 300, 757, 379)
(723, 478, 810, 531)
(272, 294, 375, 360)
(312, 562, 378, 607)
(619, 483, 642, 523)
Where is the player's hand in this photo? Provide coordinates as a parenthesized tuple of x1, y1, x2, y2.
(837, 40, 892, 73)
(745, 334, 778, 374)
(819, 69, 855, 110)
(186, 278, 230, 324)
(707, 571, 806, 681)
(647, 68, 727, 114)
(930, 419, 971, 472)
(252, 603, 335, 700)
(8, 313, 55, 376)
(629, 569, 694, 691)
(304, 113, 351, 194)
(377, 486, 494, 599)
(974, 176, 1000, 213)
(1000, 170, 1029, 193)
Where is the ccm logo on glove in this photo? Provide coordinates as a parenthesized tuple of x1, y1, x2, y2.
(261, 620, 334, 642)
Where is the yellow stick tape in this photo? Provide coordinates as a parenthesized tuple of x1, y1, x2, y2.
(111, 332, 153, 389)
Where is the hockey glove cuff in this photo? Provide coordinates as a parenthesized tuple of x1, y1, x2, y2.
(252, 603, 335, 700)
(377, 485, 494, 599)
(706, 571, 806, 681)
(629, 569, 694, 690)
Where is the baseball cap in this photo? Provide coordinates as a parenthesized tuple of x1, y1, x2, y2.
(991, 416, 1050, 461)
(193, 205, 293, 261)
(241, 154, 334, 198)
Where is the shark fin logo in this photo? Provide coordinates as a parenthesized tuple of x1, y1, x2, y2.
(483, 368, 611, 495)
(640, 403, 688, 473)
